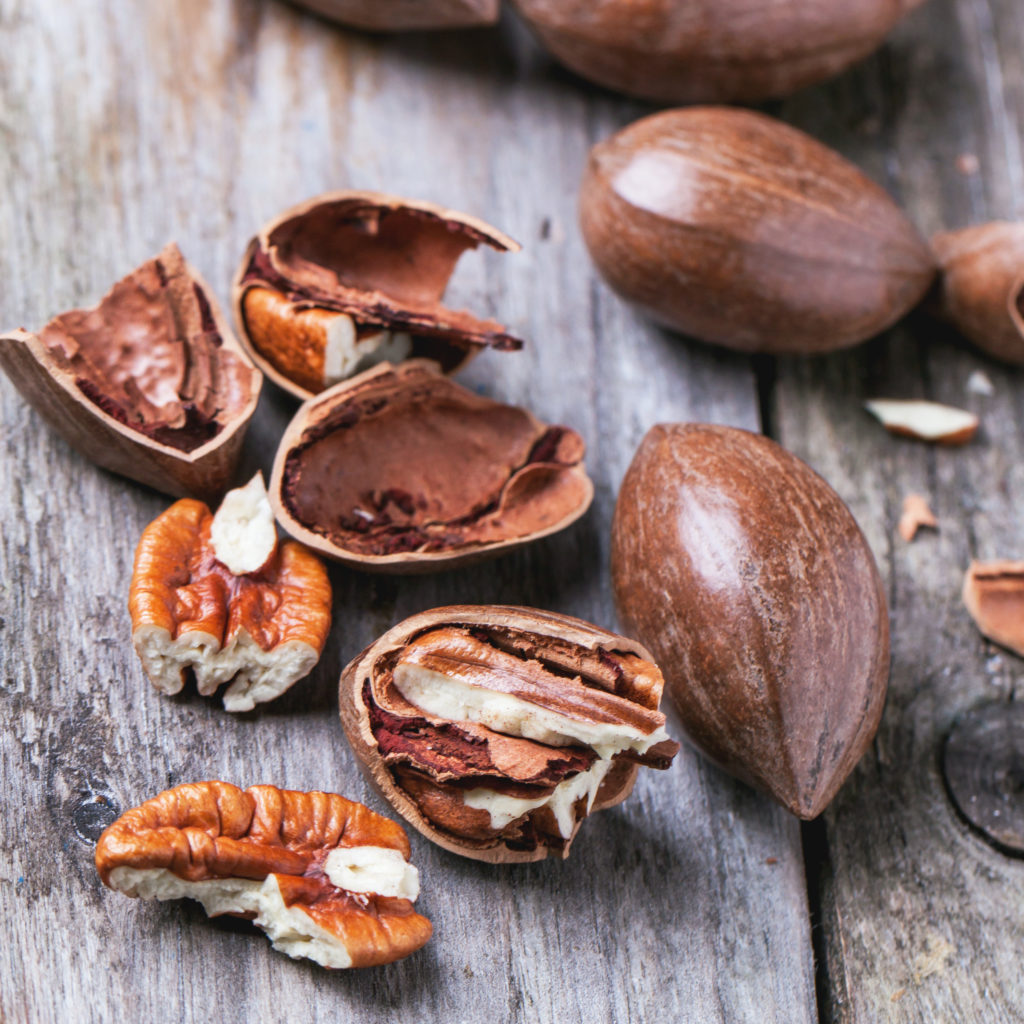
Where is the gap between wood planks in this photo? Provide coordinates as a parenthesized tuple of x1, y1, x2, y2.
(754, 353, 833, 1024)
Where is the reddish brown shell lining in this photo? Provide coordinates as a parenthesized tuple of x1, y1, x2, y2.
(359, 623, 676, 848)
(42, 246, 255, 452)
(280, 385, 583, 556)
(365, 680, 598, 791)
(240, 243, 522, 353)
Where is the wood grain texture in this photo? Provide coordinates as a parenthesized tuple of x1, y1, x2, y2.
(0, 2, 813, 1022)
(774, 0, 1024, 1020)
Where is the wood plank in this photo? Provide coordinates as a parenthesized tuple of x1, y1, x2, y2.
(774, 0, 1024, 1019)
(0, 2, 813, 1021)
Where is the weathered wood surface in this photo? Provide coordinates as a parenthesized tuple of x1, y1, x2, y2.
(774, 2, 1024, 1020)
(3, 0, 1023, 1021)
(0, 2, 814, 1022)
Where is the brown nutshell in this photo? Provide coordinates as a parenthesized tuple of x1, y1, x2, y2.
(95, 781, 432, 968)
(579, 107, 936, 356)
(269, 360, 593, 572)
(513, 0, 928, 105)
(931, 222, 1024, 365)
(339, 605, 679, 863)
(232, 190, 522, 400)
(289, 0, 498, 31)
(611, 423, 890, 819)
(963, 561, 1024, 658)
(0, 244, 261, 499)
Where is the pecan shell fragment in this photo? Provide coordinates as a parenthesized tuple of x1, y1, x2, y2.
(270, 361, 593, 572)
(340, 606, 679, 863)
(95, 782, 431, 969)
(233, 191, 522, 399)
(130, 474, 332, 711)
(0, 243, 260, 499)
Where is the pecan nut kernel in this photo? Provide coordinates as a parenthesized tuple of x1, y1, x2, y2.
(130, 473, 332, 711)
(95, 782, 431, 969)
(340, 606, 680, 863)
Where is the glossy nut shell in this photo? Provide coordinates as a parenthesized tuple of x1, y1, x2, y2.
(580, 107, 936, 355)
(514, 0, 927, 104)
(611, 423, 890, 818)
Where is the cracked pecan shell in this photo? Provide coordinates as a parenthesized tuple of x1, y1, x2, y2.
(95, 782, 431, 969)
(0, 243, 261, 500)
(270, 360, 593, 572)
(232, 190, 522, 400)
(340, 605, 679, 863)
(130, 476, 332, 711)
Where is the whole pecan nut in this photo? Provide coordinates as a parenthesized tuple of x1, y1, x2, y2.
(340, 606, 679, 863)
(95, 781, 431, 969)
(130, 474, 332, 711)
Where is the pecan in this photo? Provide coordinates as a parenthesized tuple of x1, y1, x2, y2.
(270, 361, 593, 572)
(95, 782, 431, 969)
(130, 474, 332, 711)
(0, 243, 260, 499)
(232, 191, 522, 400)
(340, 606, 679, 863)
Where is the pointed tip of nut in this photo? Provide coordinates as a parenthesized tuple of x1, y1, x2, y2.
(210, 473, 277, 574)
(864, 399, 979, 445)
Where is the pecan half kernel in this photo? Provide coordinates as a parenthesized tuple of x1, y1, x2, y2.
(130, 474, 332, 711)
(340, 606, 679, 864)
(95, 782, 431, 969)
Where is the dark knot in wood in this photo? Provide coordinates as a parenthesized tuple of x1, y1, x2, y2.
(943, 701, 1024, 856)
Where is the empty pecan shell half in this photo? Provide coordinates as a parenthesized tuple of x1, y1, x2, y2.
(0, 243, 261, 500)
(270, 360, 593, 572)
(130, 474, 332, 711)
(232, 190, 522, 400)
(95, 782, 431, 968)
(340, 606, 679, 863)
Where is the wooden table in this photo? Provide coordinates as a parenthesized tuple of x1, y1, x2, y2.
(2, 1, 1022, 1020)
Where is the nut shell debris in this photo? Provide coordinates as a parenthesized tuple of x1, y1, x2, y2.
(864, 399, 979, 444)
(0, 244, 260, 499)
(233, 191, 522, 399)
(270, 361, 593, 572)
(963, 561, 1024, 658)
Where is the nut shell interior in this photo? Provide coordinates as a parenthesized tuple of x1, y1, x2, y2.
(339, 606, 678, 863)
(270, 360, 593, 572)
(95, 781, 431, 968)
(0, 243, 261, 499)
(233, 191, 522, 399)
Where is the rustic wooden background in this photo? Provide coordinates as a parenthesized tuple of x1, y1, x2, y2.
(1, 0, 1021, 1021)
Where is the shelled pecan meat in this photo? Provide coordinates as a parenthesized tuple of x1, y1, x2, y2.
(340, 606, 679, 863)
(95, 782, 431, 969)
(130, 474, 331, 711)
